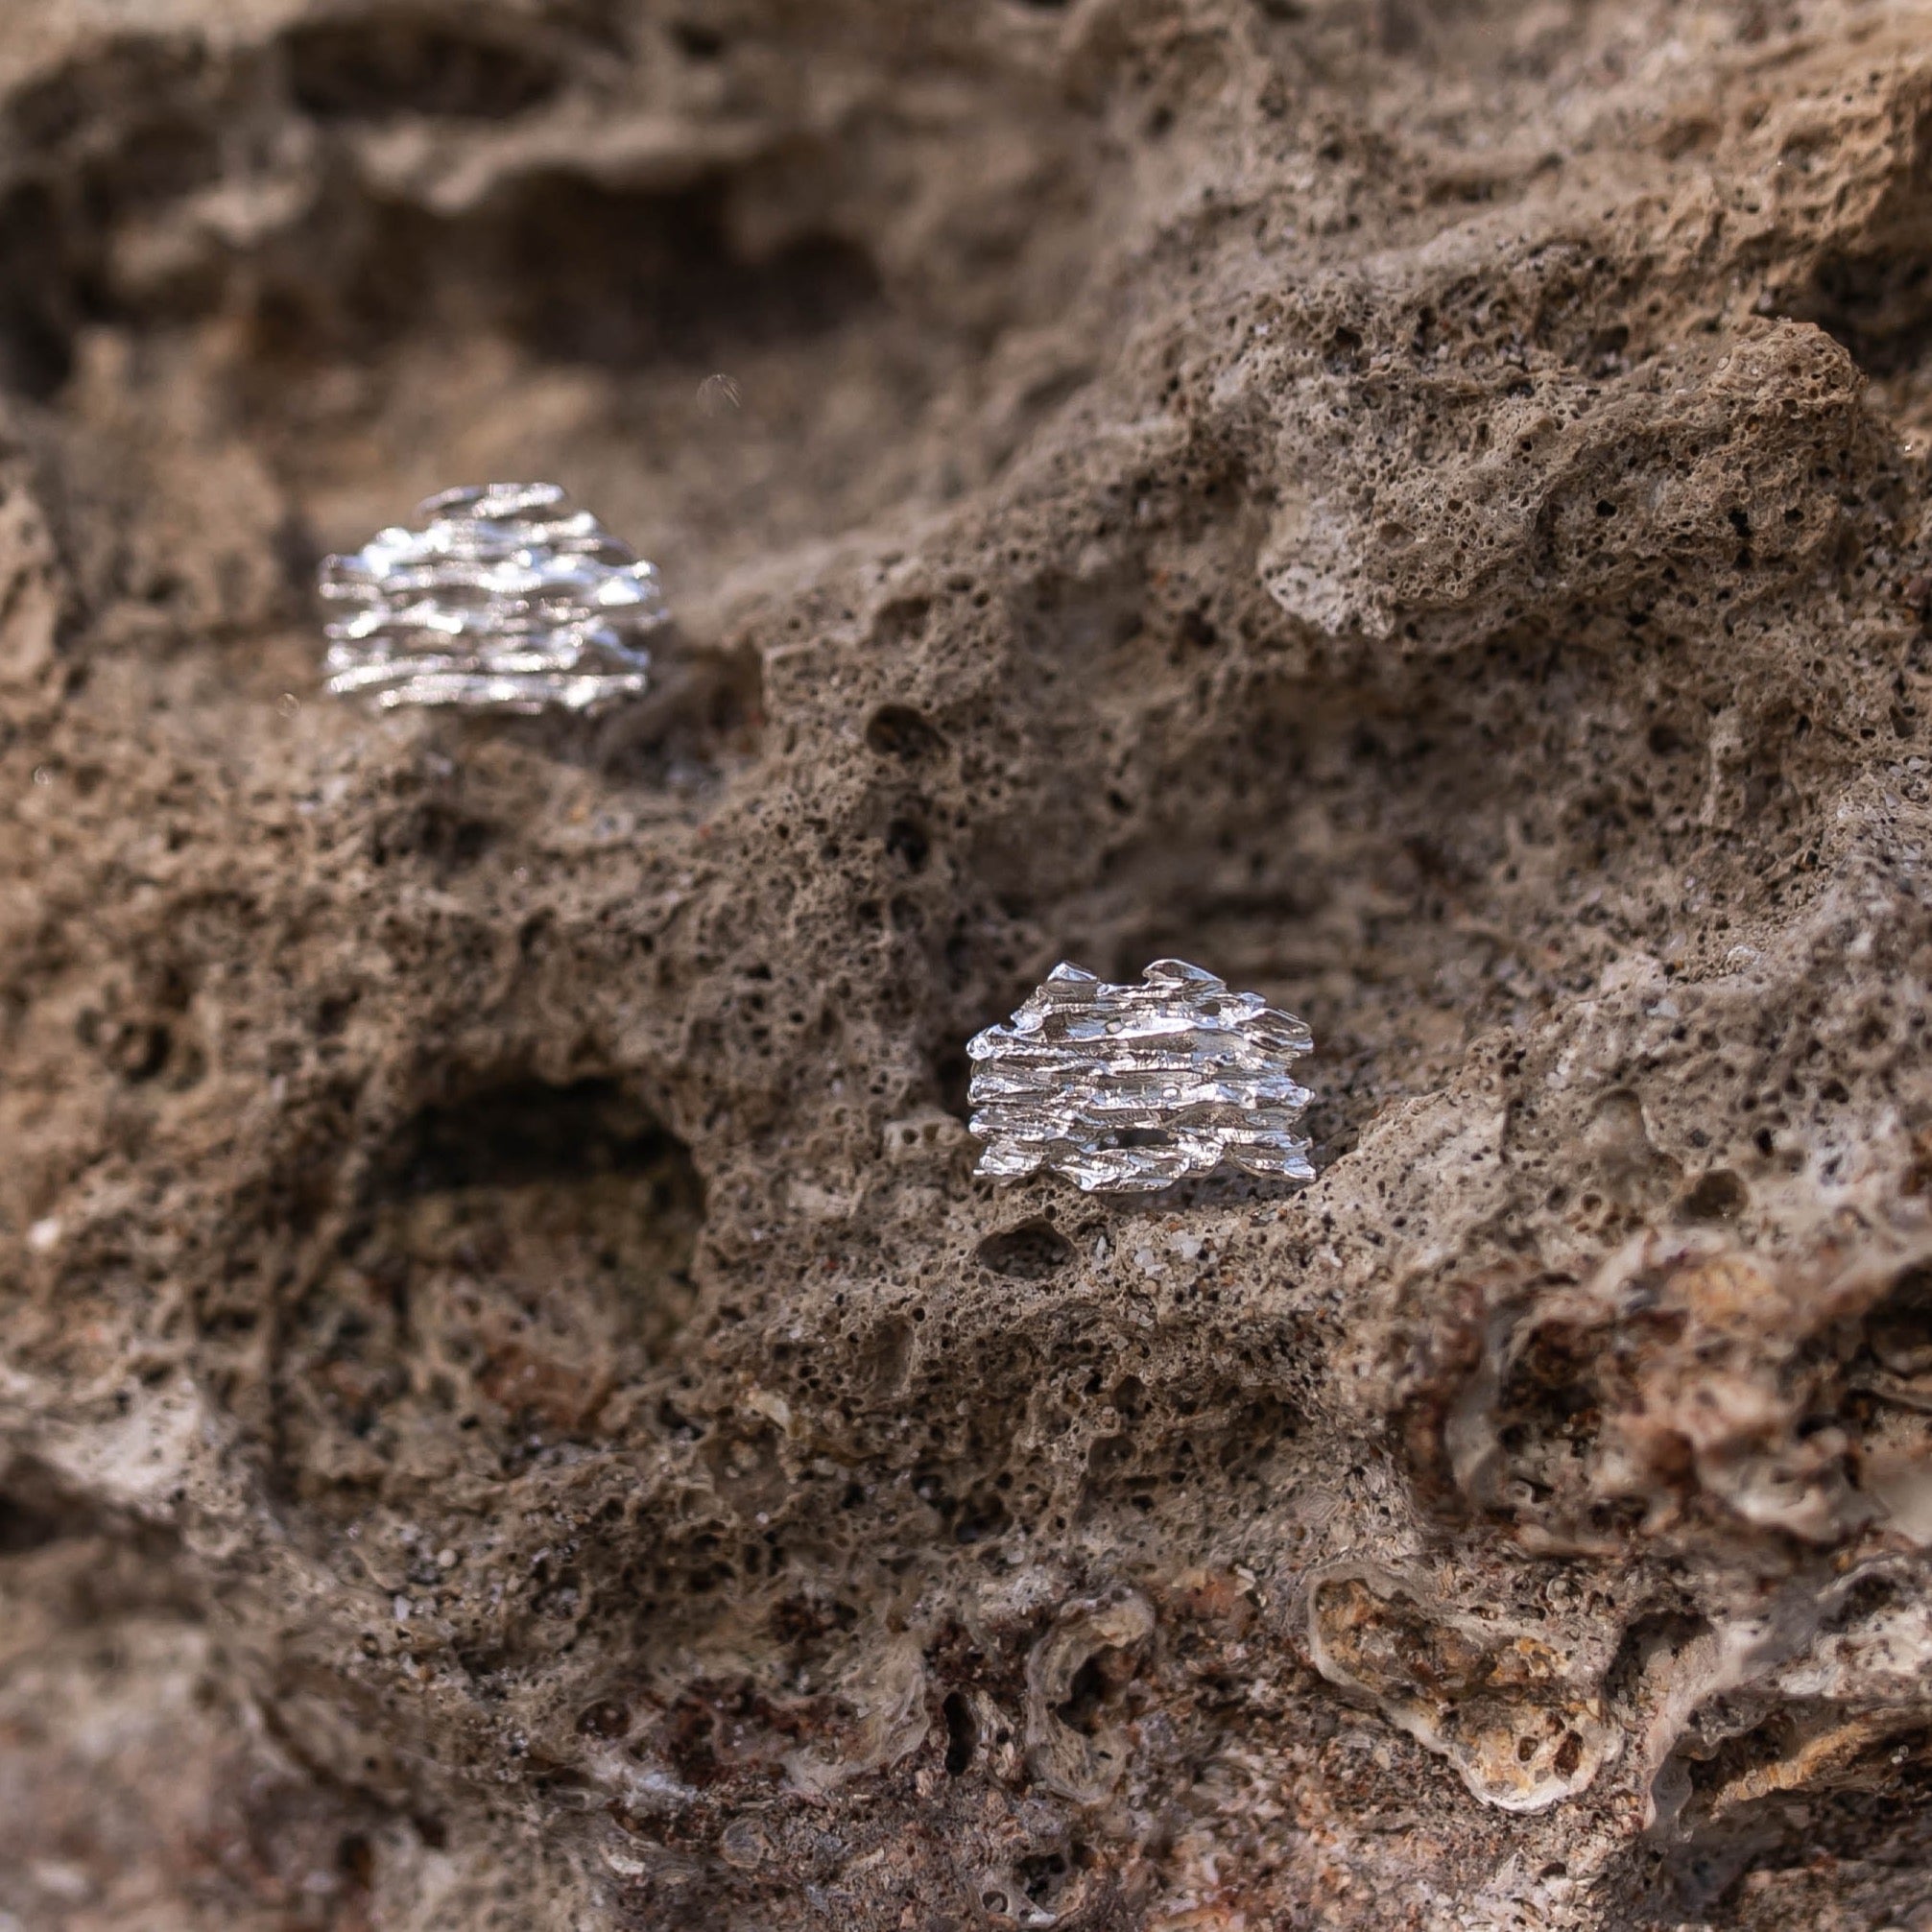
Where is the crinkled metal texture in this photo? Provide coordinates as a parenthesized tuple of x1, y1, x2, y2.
(968, 959, 1314, 1191)
(3, 1, 1932, 1930)
(320, 481, 665, 711)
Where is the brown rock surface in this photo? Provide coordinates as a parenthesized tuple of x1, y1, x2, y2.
(4, 1, 1932, 1925)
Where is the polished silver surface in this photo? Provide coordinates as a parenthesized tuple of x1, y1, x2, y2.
(319, 482, 666, 712)
(967, 959, 1314, 1193)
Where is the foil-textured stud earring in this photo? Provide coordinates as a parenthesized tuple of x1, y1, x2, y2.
(318, 482, 667, 712)
(966, 959, 1315, 1193)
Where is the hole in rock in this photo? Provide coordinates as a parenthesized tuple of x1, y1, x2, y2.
(1679, 1168, 1749, 1224)
(392, 1077, 688, 1195)
(1794, 249, 1932, 380)
(1214, 1395, 1298, 1476)
(368, 801, 494, 874)
(1658, 1711, 1932, 1908)
(1055, 1644, 1134, 1735)
(242, 174, 887, 417)
(976, 1220, 1074, 1280)
(934, 1046, 974, 1123)
(1603, 1610, 1711, 1709)
(1864, 1264, 1932, 1379)
(284, 15, 569, 121)
(671, 22, 727, 60)
(942, 1691, 976, 1775)
(0, 183, 81, 398)
(857, 1316, 915, 1396)
(1482, 1318, 1606, 1520)
(1057, 1654, 1110, 1733)
(336, 1833, 375, 1890)
(1020, 1849, 1077, 1906)
(0, 1471, 77, 1556)
(866, 704, 945, 760)
(953, 1488, 1011, 1544)
(885, 817, 931, 871)
(271, 1079, 704, 1513)
(575, 1698, 631, 1740)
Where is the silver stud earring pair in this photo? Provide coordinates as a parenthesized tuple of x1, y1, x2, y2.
(320, 489, 1315, 1192)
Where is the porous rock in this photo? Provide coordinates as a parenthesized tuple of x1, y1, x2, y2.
(3, 1, 1932, 1927)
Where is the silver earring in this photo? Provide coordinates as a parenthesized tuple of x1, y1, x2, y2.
(318, 482, 667, 712)
(966, 959, 1315, 1193)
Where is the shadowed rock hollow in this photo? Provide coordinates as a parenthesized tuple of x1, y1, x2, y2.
(3, 1, 1932, 1927)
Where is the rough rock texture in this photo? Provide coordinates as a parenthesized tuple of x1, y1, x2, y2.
(4, 1, 1932, 1927)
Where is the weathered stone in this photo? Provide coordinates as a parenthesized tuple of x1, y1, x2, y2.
(3, 1, 1932, 1928)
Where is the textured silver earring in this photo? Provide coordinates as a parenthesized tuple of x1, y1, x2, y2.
(966, 959, 1315, 1193)
(319, 482, 667, 712)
